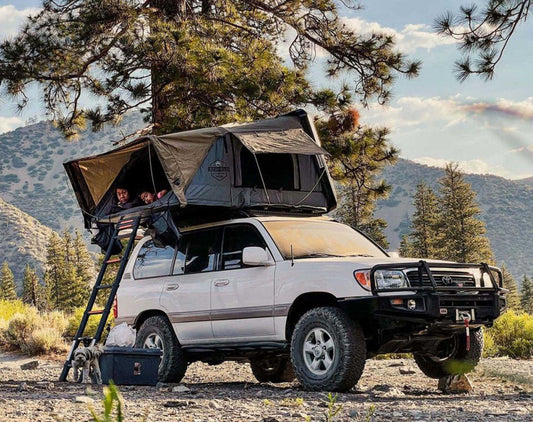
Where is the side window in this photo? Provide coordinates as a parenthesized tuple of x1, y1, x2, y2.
(178, 228, 221, 274)
(222, 225, 266, 270)
(133, 240, 175, 279)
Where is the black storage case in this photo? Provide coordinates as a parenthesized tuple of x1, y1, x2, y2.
(100, 347, 162, 385)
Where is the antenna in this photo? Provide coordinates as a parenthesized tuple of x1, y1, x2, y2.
(291, 244, 294, 267)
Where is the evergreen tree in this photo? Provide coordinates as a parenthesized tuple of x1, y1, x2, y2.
(0, 261, 17, 301)
(521, 275, 533, 314)
(435, 1, 530, 80)
(320, 112, 397, 249)
(409, 183, 440, 258)
(44, 232, 68, 310)
(436, 163, 493, 263)
(22, 264, 46, 310)
(500, 265, 521, 312)
(0, 0, 419, 137)
(398, 234, 415, 258)
(72, 229, 95, 288)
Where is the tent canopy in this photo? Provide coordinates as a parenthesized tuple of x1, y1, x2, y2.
(64, 110, 337, 228)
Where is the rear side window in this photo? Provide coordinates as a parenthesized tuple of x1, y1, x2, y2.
(176, 228, 221, 274)
(222, 225, 266, 270)
(133, 240, 175, 279)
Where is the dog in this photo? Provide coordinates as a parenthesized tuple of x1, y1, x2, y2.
(71, 344, 104, 384)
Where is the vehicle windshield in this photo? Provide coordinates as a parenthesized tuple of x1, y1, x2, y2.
(262, 220, 387, 259)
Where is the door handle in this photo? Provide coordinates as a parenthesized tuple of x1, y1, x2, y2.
(214, 279, 230, 287)
(166, 283, 179, 291)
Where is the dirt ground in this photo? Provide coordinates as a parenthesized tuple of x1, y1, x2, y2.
(0, 351, 531, 421)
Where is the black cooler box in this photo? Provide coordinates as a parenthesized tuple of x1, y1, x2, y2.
(100, 347, 162, 385)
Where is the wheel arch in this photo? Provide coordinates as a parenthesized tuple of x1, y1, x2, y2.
(285, 292, 338, 341)
(134, 309, 171, 330)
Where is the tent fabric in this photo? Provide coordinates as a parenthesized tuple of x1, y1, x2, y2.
(64, 110, 337, 227)
(232, 128, 328, 155)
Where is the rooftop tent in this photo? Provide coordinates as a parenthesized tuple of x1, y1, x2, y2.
(64, 110, 337, 228)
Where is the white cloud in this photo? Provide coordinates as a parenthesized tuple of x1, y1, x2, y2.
(341, 18, 457, 54)
(0, 5, 40, 39)
(0, 116, 24, 133)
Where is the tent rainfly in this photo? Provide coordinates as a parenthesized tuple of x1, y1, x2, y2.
(64, 110, 337, 229)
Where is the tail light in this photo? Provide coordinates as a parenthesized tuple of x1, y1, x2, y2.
(112, 296, 118, 319)
(354, 270, 371, 290)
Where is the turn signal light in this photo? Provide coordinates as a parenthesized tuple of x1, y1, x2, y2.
(354, 270, 371, 290)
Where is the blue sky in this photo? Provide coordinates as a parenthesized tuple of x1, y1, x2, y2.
(1, 1, 533, 180)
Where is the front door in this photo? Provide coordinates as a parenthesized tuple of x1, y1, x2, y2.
(210, 224, 275, 340)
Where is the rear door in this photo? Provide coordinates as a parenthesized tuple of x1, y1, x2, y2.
(160, 227, 222, 343)
(210, 224, 276, 340)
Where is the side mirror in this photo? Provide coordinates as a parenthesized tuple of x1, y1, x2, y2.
(242, 247, 274, 266)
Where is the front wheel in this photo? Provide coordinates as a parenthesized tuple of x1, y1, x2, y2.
(290, 307, 366, 392)
(250, 356, 295, 383)
(135, 315, 187, 382)
(414, 328, 484, 379)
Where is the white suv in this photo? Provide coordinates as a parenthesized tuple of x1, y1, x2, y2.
(115, 216, 505, 392)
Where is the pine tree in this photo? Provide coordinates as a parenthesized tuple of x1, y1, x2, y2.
(398, 234, 415, 257)
(44, 232, 68, 310)
(521, 275, 533, 314)
(436, 163, 493, 263)
(0, 261, 17, 301)
(500, 265, 521, 312)
(22, 264, 46, 310)
(0, 1, 419, 137)
(409, 183, 440, 258)
(72, 229, 95, 288)
(321, 117, 398, 249)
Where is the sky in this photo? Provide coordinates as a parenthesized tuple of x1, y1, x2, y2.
(1, 1, 533, 180)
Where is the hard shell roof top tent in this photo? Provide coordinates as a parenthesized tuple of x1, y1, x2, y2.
(64, 110, 337, 229)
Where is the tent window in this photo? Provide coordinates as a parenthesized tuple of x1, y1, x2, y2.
(240, 148, 295, 190)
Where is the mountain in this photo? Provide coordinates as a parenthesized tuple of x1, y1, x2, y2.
(0, 114, 144, 231)
(516, 176, 533, 188)
(376, 159, 533, 282)
(0, 196, 56, 287)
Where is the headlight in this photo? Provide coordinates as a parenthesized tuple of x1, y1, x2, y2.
(374, 270, 409, 289)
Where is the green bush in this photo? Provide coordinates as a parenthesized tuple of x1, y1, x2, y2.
(0, 300, 30, 321)
(4, 307, 69, 355)
(483, 311, 533, 359)
(66, 306, 114, 342)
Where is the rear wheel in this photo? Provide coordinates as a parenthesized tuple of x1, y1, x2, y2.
(250, 356, 295, 383)
(135, 315, 187, 382)
(290, 307, 366, 392)
(414, 328, 484, 379)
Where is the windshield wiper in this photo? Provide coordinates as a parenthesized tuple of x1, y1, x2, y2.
(345, 253, 374, 257)
(295, 253, 344, 259)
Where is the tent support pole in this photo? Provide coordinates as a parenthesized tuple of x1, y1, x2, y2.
(252, 152, 271, 204)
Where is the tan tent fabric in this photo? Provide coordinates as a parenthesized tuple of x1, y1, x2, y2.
(78, 141, 148, 205)
(233, 128, 329, 155)
(153, 127, 228, 205)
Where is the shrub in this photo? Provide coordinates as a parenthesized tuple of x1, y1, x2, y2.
(4, 307, 69, 355)
(483, 311, 533, 359)
(66, 306, 114, 342)
(0, 300, 29, 321)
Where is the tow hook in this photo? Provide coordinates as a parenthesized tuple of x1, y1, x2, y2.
(458, 311, 471, 351)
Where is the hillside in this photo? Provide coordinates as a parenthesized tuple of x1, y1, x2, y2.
(0, 114, 144, 231)
(376, 159, 533, 281)
(0, 196, 56, 287)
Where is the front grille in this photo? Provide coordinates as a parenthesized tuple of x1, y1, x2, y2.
(405, 271, 476, 288)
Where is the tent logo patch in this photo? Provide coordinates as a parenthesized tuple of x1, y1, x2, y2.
(208, 160, 230, 181)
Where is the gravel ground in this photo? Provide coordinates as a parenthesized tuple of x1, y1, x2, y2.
(0, 351, 531, 421)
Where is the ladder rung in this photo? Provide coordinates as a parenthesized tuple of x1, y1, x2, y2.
(87, 309, 104, 315)
(117, 233, 137, 239)
(117, 223, 134, 230)
(96, 284, 114, 290)
(105, 258, 122, 264)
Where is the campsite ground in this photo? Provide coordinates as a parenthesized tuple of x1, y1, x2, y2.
(0, 351, 531, 421)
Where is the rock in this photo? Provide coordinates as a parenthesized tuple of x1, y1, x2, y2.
(172, 385, 191, 393)
(17, 382, 29, 392)
(74, 396, 94, 404)
(208, 400, 222, 410)
(163, 400, 195, 408)
(399, 368, 416, 375)
(261, 418, 279, 422)
(35, 381, 54, 390)
(373, 384, 392, 392)
(20, 361, 39, 370)
(388, 362, 405, 367)
(438, 374, 473, 394)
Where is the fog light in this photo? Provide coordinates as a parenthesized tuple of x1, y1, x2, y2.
(407, 299, 416, 310)
(390, 298, 403, 306)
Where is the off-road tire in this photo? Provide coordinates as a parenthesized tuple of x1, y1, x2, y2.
(250, 356, 295, 383)
(290, 307, 366, 392)
(414, 327, 484, 379)
(135, 315, 187, 382)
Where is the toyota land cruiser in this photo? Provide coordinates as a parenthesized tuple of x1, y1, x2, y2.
(115, 216, 506, 392)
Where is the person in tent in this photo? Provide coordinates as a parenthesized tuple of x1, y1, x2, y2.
(140, 189, 168, 204)
(111, 186, 142, 213)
